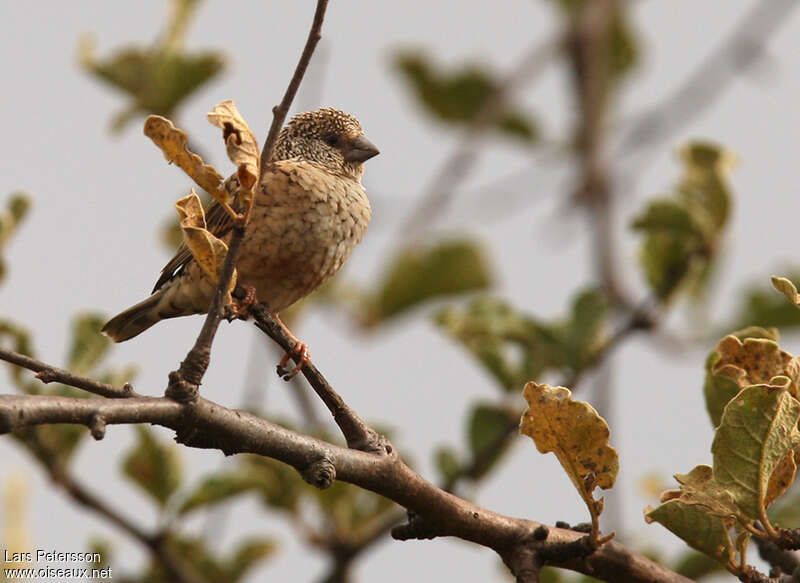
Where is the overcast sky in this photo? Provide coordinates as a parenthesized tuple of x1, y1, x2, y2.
(2, 1, 800, 581)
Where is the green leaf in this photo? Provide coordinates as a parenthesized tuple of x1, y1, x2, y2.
(632, 142, 734, 301)
(434, 446, 462, 485)
(67, 313, 111, 376)
(561, 289, 608, 371)
(0, 192, 31, 284)
(368, 239, 491, 325)
(645, 499, 734, 565)
(672, 550, 725, 579)
(393, 51, 538, 142)
(467, 403, 514, 479)
(178, 473, 256, 515)
(733, 273, 800, 330)
(0, 318, 35, 390)
(711, 379, 800, 525)
(225, 538, 277, 582)
(122, 426, 182, 507)
(79, 0, 224, 133)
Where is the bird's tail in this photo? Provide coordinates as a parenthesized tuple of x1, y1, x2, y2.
(101, 292, 169, 342)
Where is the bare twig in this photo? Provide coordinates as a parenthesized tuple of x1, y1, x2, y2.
(251, 304, 383, 452)
(260, 0, 330, 170)
(170, 0, 330, 397)
(0, 347, 139, 398)
(616, 0, 800, 169)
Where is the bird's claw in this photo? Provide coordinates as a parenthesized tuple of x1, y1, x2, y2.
(276, 342, 310, 381)
(228, 285, 258, 321)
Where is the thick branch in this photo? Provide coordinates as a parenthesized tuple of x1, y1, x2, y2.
(0, 388, 689, 583)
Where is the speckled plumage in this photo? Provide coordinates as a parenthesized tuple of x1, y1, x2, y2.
(102, 108, 378, 342)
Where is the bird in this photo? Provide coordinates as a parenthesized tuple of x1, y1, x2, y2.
(102, 108, 379, 378)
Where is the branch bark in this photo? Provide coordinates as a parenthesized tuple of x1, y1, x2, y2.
(0, 348, 689, 583)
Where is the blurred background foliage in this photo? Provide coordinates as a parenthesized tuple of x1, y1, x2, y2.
(2, 0, 800, 582)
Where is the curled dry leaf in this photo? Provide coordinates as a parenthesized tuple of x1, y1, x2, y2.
(143, 115, 229, 205)
(175, 190, 237, 291)
(712, 335, 800, 399)
(772, 276, 800, 307)
(520, 382, 618, 543)
(207, 100, 260, 194)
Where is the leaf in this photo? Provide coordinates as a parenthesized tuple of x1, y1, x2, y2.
(0, 319, 35, 390)
(67, 313, 110, 376)
(225, 538, 277, 582)
(467, 403, 514, 479)
(520, 382, 618, 538)
(368, 239, 492, 325)
(178, 473, 258, 515)
(645, 500, 734, 565)
(393, 51, 538, 142)
(78, 0, 224, 133)
(143, 115, 227, 204)
(175, 190, 237, 289)
(733, 273, 800, 330)
(122, 426, 182, 507)
(0, 192, 31, 284)
(711, 379, 800, 530)
(434, 446, 461, 485)
(206, 100, 260, 192)
(632, 141, 733, 300)
(561, 289, 608, 371)
(704, 331, 800, 427)
(772, 276, 800, 307)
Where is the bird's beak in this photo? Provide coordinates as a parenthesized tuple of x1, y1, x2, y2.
(345, 135, 380, 162)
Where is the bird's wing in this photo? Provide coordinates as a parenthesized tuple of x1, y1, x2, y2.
(152, 196, 235, 292)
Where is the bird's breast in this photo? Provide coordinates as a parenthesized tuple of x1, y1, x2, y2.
(236, 161, 371, 312)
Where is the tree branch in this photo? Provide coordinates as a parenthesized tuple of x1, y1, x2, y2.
(260, 0, 330, 170)
(250, 304, 383, 453)
(0, 382, 688, 583)
(0, 347, 139, 399)
(170, 0, 330, 398)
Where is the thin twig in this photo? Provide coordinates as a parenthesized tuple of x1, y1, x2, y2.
(260, 0, 330, 171)
(251, 304, 383, 452)
(616, 0, 800, 170)
(170, 0, 330, 396)
(0, 347, 139, 398)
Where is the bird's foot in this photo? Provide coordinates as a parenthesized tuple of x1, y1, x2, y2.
(227, 285, 258, 321)
(277, 342, 310, 381)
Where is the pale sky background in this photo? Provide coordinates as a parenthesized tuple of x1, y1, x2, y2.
(1, 1, 800, 581)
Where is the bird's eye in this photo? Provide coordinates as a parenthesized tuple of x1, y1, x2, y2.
(324, 133, 340, 146)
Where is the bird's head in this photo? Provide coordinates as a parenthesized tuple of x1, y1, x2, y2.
(273, 108, 379, 180)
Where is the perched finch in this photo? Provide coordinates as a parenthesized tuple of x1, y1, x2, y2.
(102, 108, 378, 375)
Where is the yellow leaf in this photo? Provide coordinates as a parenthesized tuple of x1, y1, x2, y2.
(143, 115, 229, 206)
(206, 100, 260, 193)
(772, 276, 800, 307)
(520, 382, 618, 542)
(175, 191, 237, 291)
